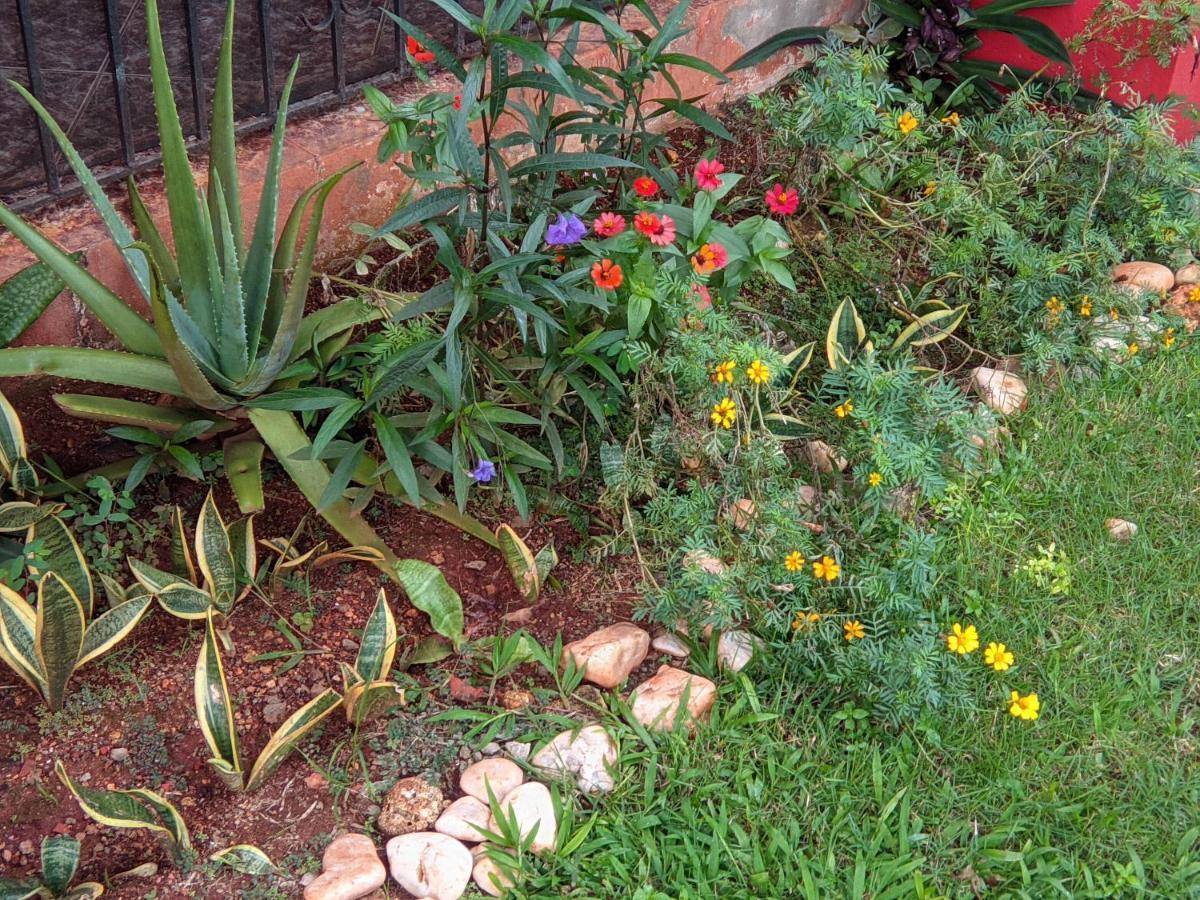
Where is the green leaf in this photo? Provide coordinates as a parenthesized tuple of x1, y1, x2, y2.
(56, 760, 175, 841)
(374, 187, 468, 238)
(245, 689, 342, 791)
(375, 414, 423, 507)
(496, 524, 540, 603)
(54, 394, 223, 436)
(27, 516, 93, 620)
(826, 298, 866, 370)
(393, 559, 465, 649)
(0, 501, 60, 533)
(126, 788, 191, 850)
(207, 0, 242, 265)
(224, 437, 266, 514)
(195, 493, 236, 613)
(0, 259, 70, 349)
(355, 588, 397, 683)
(648, 98, 732, 140)
(968, 13, 1072, 65)
(726, 27, 828, 71)
(508, 153, 641, 179)
(210, 844, 277, 875)
(0, 347, 184, 397)
(195, 613, 243, 789)
(317, 441, 366, 513)
(35, 574, 86, 711)
(40, 835, 79, 895)
(78, 594, 152, 668)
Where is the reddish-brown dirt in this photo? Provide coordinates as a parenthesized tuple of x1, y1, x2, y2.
(0, 422, 641, 896)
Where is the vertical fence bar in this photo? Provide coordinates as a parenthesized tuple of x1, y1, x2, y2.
(331, 1, 347, 95)
(103, 0, 137, 167)
(258, 0, 276, 115)
(15, 0, 60, 193)
(392, 0, 409, 78)
(454, 21, 465, 56)
(183, 0, 208, 140)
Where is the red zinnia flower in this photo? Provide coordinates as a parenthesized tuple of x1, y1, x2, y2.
(407, 36, 435, 64)
(633, 176, 659, 198)
(591, 259, 623, 290)
(694, 158, 725, 191)
(453, 94, 462, 110)
(764, 184, 799, 215)
(691, 242, 728, 274)
(633, 212, 675, 246)
(593, 212, 626, 237)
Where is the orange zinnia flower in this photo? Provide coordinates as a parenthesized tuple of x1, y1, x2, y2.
(591, 259, 623, 290)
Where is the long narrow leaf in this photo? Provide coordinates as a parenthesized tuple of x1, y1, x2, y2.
(35, 573, 86, 710)
(207, 0, 242, 263)
(195, 613, 243, 788)
(245, 689, 342, 790)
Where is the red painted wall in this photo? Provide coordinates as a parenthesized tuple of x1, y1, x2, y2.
(970, 0, 1200, 140)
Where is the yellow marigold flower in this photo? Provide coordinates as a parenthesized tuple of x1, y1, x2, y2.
(793, 611, 821, 631)
(984, 641, 1015, 672)
(1164, 327, 1176, 348)
(712, 360, 736, 384)
(922, 181, 937, 196)
(835, 400, 855, 418)
(897, 111, 919, 134)
(1008, 690, 1040, 721)
(710, 397, 736, 429)
(1189, 285, 1200, 303)
(811, 555, 840, 581)
(746, 359, 770, 385)
(1045, 296, 1064, 315)
(941, 111, 961, 126)
(784, 551, 804, 572)
(1109, 307, 1120, 321)
(946, 622, 979, 655)
(844, 619, 865, 641)
(1079, 296, 1092, 317)
(1128, 342, 1139, 355)
(868, 471, 883, 487)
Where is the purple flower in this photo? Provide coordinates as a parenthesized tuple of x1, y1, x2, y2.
(470, 459, 497, 483)
(545, 212, 586, 246)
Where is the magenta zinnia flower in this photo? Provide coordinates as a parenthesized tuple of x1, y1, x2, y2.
(694, 158, 725, 191)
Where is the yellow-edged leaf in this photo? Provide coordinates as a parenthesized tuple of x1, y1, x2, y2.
(35, 573, 86, 710)
(344, 679, 404, 726)
(0, 583, 42, 693)
(126, 788, 191, 850)
(56, 761, 172, 840)
(210, 844, 276, 874)
(195, 492, 236, 613)
(28, 515, 94, 617)
(245, 689, 342, 791)
(891, 304, 969, 351)
(169, 506, 196, 583)
(0, 500, 61, 532)
(195, 613, 242, 788)
(78, 594, 153, 667)
(311, 545, 386, 569)
(496, 524, 539, 603)
(354, 588, 397, 683)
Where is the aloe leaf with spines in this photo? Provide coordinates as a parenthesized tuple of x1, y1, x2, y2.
(0, 259, 71, 350)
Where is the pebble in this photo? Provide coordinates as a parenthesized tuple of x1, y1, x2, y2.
(460, 759, 523, 804)
(262, 696, 287, 725)
(630, 665, 717, 731)
(531, 724, 618, 793)
(472, 850, 515, 897)
(303, 834, 386, 900)
(377, 777, 443, 837)
(385, 832, 473, 900)
(341, 638, 360, 652)
(716, 630, 756, 673)
(481, 742, 501, 756)
(109, 747, 129, 763)
(970, 366, 1028, 416)
(464, 560, 487, 571)
(1105, 518, 1138, 541)
(561, 623, 650, 688)
(505, 741, 531, 762)
(434, 795, 492, 843)
(651, 633, 689, 659)
(489, 782, 557, 853)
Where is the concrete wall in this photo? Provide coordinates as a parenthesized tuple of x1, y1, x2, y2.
(0, 0, 863, 351)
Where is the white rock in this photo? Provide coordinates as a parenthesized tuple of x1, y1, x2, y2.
(561, 623, 650, 688)
(434, 796, 492, 843)
(716, 630, 755, 672)
(460, 759, 523, 805)
(970, 367, 1028, 416)
(489, 782, 557, 853)
(304, 834, 386, 900)
(629, 665, 717, 731)
(1105, 518, 1138, 541)
(531, 724, 618, 794)
(472, 850, 516, 896)
(385, 833, 473, 900)
(651, 632, 689, 659)
(682, 549, 726, 575)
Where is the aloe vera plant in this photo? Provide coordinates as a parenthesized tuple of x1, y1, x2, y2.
(0, 0, 492, 588)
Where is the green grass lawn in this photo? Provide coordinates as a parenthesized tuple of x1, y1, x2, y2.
(529, 346, 1200, 898)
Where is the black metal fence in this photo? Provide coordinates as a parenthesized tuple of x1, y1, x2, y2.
(0, 1, 476, 212)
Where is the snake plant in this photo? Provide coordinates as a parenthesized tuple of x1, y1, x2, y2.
(0, 0, 493, 591)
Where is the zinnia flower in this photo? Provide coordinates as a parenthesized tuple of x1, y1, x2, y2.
(1008, 691, 1040, 721)
(946, 623, 979, 655)
(764, 184, 799, 215)
(694, 158, 725, 191)
(470, 459, 496, 483)
(633, 212, 676, 245)
(691, 282, 712, 309)
(984, 642, 1014, 672)
(591, 259, 623, 290)
(868, 471, 882, 487)
(897, 111, 919, 134)
(784, 551, 804, 572)
(746, 359, 770, 385)
(632, 176, 659, 198)
(691, 243, 728, 275)
(453, 94, 462, 110)
(844, 620, 865, 641)
(593, 212, 626, 238)
(835, 400, 854, 418)
(545, 212, 587, 246)
(811, 556, 840, 581)
(712, 360, 735, 384)
(407, 35, 435, 64)
(710, 397, 736, 429)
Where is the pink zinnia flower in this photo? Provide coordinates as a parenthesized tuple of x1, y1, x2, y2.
(633, 212, 675, 246)
(691, 282, 712, 310)
(764, 184, 799, 215)
(691, 242, 728, 274)
(593, 212, 626, 237)
(694, 158, 725, 191)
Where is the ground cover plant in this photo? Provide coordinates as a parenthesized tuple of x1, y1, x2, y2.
(1, 4, 1199, 898)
